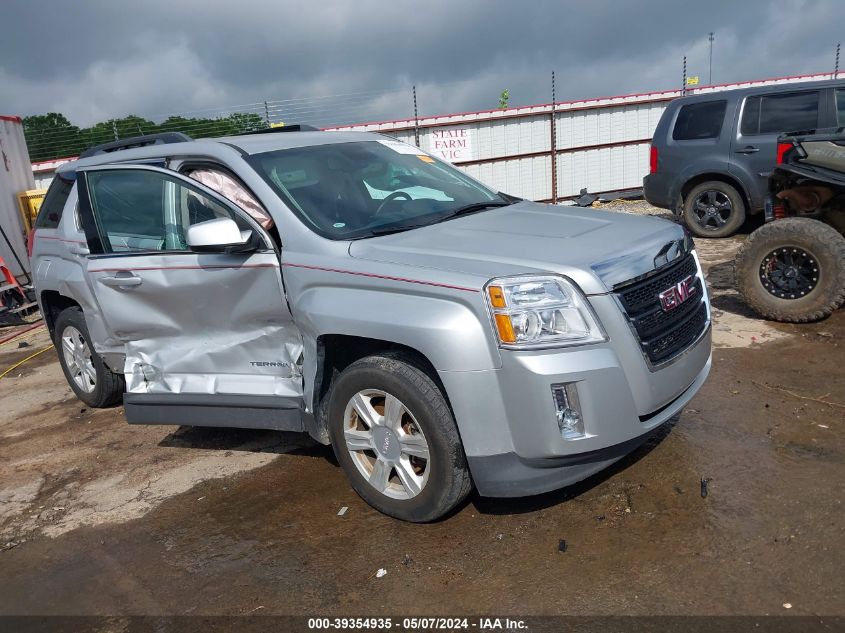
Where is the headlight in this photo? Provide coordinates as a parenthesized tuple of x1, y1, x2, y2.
(484, 275, 607, 349)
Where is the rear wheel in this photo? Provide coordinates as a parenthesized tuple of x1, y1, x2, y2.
(735, 218, 845, 322)
(327, 353, 472, 522)
(54, 307, 125, 407)
(683, 181, 746, 238)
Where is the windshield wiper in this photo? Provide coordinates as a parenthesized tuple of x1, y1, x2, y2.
(443, 201, 511, 218)
(366, 224, 430, 237)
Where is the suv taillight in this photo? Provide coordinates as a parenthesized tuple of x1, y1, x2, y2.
(649, 146, 659, 173)
(776, 142, 792, 165)
(26, 230, 36, 258)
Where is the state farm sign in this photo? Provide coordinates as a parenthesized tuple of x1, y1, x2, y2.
(429, 127, 473, 163)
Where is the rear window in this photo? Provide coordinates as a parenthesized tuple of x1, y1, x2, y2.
(837, 89, 845, 126)
(34, 175, 73, 229)
(672, 100, 727, 140)
(741, 91, 820, 135)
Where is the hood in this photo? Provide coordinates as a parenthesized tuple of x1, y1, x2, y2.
(348, 201, 689, 294)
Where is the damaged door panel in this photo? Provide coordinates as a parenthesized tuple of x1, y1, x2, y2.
(76, 164, 304, 430)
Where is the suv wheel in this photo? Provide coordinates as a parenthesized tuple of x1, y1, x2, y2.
(327, 353, 472, 522)
(735, 218, 845, 323)
(683, 181, 746, 238)
(54, 307, 125, 407)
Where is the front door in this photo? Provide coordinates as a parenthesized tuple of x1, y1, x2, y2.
(76, 164, 304, 430)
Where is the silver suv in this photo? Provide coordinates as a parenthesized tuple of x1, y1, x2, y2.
(31, 129, 712, 521)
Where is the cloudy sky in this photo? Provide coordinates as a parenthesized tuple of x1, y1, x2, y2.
(1, 0, 841, 127)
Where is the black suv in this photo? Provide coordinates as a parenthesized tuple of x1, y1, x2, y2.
(644, 79, 845, 237)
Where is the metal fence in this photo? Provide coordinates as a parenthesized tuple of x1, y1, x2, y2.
(29, 71, 837, 200)
(328, 72, 835, 201)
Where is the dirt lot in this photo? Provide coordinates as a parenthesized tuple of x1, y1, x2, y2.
(1, 206, 843, 618)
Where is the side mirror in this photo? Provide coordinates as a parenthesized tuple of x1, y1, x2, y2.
(186, 218, 255, 253)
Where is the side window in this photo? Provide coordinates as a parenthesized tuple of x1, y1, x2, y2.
(34, 175, 74, 229)
(86, 169, 246, 253)
(740, 96, 760, 136)
(672, 100, 727, 140)
(837, 89, 845, 126)
(741, 91, 819, 135)
(186, 168, 274, 230)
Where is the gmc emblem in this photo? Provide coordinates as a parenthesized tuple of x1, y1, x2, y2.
(659, 275, 697, 312)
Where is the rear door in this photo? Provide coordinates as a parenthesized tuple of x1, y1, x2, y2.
(77, 164, 304, 430)
(731, 89, 821, 208)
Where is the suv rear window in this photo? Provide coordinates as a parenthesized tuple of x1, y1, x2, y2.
(34, 175, 74, 229)
(741, 91, 819, 135)
(837, 88, 845, 126)
(672, 100, 727, 140)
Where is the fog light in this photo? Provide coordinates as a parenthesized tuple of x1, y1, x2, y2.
(552, 383, 585, 440)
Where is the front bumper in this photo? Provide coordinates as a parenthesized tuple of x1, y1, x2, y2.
(438, 291, 712, 497)
(464, 355, 710, 497)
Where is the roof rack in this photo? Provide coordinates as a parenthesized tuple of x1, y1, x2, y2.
(235, 124, 320, 136)
(79, 132, 193, 159)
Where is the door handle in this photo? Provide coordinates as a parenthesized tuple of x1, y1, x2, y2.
(69, 244, 90, 256)
(735, 146, 760, 154)
(99, 274, 142, 288)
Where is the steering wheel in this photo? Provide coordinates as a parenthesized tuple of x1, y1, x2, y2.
(374, 191, 412, 216)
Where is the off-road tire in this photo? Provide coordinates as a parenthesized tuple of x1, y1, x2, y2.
(735, 218, 845, 323)
(54, 307, 125, 407)
(327, 353, 472, 522)
(683, 181, 747, 238)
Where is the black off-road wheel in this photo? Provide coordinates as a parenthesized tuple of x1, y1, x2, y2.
(735, 218, 845, 323)
(683, 181, 747, 238)
(54, 307, 125, 407)
(327, 353, 472, 522)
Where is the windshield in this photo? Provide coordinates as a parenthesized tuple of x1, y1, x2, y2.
(248, 139, 505, 239)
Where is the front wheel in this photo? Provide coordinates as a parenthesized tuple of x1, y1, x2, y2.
(735, 218, 845, 322)
(54, 307, 125, 407)
(327, 353, 472, 522)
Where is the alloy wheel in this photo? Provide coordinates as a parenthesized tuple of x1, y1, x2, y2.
(692, 190, 733, 231)
(343, 389, 430, 500)
(60, 325, 96, 393)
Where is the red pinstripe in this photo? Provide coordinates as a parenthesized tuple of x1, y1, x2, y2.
(283, 262, 478, 293)
(35, 234, 87, 244)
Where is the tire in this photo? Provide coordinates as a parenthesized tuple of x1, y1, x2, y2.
(683, 181, 747, 238)
(54, 307, 125, 407)
(327, 353, 472, 522)
(735, 218, 845, 323)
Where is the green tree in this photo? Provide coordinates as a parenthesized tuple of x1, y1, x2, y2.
(225, 112, 266, 133)
(21, 110, 269, 162)
(113, 115, 157, 138)
(22, 113, 82, 162)
(498, 89, 510, 110)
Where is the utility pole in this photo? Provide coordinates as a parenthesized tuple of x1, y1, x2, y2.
(682, 56, 687, 96)
(708, 32, 715, 85)
(835, 42, 841, 79)
(413, 85, 420, 148)
(550, 71, 557, 204)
